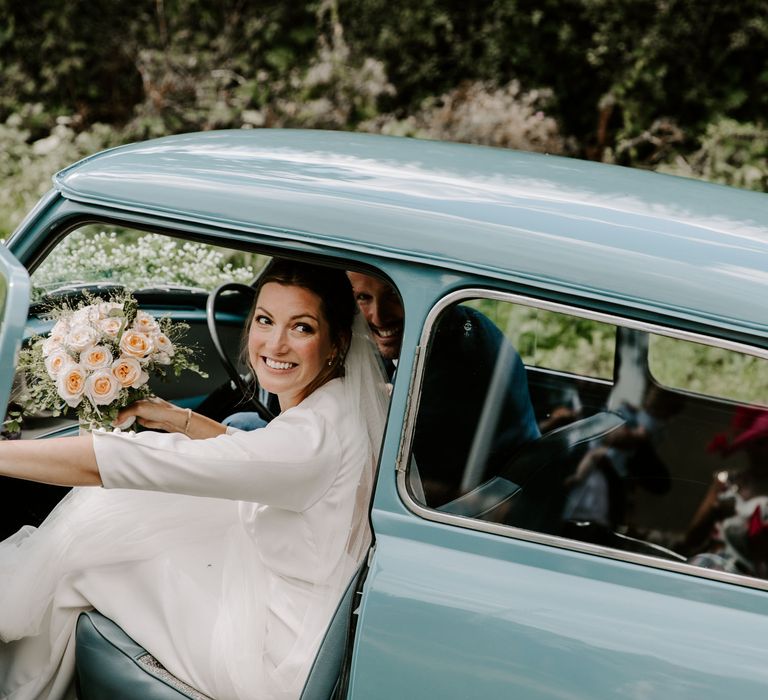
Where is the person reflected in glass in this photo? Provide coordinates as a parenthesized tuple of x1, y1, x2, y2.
(685, 407, 768, 578)
(562, 384, 683, 531)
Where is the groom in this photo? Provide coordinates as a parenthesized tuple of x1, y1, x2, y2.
(346, 272, 539, 506)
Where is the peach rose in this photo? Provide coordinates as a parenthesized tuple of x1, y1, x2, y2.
(133, 311, 159, 334)
(44, 349, 74, 379)
(112, 356, 149, 389)
(56, 365, 87, 407)
(80, 344, 113, 371)
(85, 368, 120, 406)
(119, 329, 154, 359)
(152, 332, 175, 357)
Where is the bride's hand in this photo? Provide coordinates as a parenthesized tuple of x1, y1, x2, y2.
(115, 397, 190, 434)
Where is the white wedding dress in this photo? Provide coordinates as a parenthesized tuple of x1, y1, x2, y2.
(0, 360, 386, 700)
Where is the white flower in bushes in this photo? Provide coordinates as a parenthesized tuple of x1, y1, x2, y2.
(112, 356, 149, 389)
(45, 349, 75, 379)
(85, 368, 120, 406)
(66, 324, 100, 353)
(57, 365, 87, 407)
(80, 345, 114, 371)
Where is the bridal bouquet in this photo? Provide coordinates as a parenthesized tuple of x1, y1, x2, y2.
(17, 292, 205, 431)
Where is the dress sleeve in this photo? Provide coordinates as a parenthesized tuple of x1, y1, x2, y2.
(92, 407, 342, 512)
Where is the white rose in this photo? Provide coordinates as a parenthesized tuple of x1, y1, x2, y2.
(112, 356, 149, 388)
(119, 329, 154, 359)
(80, 344, 114, 371)
(85, 368, 120, 406)
(50, 319, 70, 341)
(42, 335, 63, 357)
(133, 311, 159, 334)
(45, 349, 75, 379)
(72, 305, 100, 325)
(152, 332, 175, 357)
(56, 365, 87, 407)
(65, 324, 100, 353)
(153, 352, 172, 365)
(99, 317, 123, 339)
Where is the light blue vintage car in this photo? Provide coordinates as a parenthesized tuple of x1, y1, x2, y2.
(1, 129, 768, 699)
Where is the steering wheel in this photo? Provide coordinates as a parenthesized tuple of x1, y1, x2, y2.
(206, 282, 276, 422)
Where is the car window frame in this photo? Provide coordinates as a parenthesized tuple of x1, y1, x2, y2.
(397, 286, 768, 592)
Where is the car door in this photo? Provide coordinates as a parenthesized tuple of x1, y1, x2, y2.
(350, 270, 768, 699)
(0, 244, 31, 420)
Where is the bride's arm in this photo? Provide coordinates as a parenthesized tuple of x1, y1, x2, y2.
(117, 397, 227, 439)
(0, 398, 227, 488)
(0, 435, 101, 486)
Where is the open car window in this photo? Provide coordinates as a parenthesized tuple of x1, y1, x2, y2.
(30, 225, 265, 302)
(15, 223, 271, 442)
(407, 295, 768, 586)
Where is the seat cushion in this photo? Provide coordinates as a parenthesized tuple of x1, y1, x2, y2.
(75, 611, 211, 700)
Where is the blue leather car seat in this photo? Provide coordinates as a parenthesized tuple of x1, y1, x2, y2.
(75, 563, 365, 700)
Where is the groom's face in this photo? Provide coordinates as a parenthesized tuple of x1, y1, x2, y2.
(347, 272, 404, 361)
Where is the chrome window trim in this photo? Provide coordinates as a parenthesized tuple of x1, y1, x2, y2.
(524, 364, 614, 387)
(396, 287, 768, 593)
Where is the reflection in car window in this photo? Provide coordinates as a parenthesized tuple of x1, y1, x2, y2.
(467, 299, 616, 380)
(649, 334, 768, 406)
(409, 296, 768, 585)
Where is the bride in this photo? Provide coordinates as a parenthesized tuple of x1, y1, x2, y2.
(0, 260, 389, 700)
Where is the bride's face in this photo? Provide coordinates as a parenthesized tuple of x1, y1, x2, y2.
(248, 282, 335, 410)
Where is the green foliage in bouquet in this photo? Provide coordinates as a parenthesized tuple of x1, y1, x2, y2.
(17, 291, 207, 431)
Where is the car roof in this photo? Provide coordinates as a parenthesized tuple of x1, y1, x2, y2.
(54, 129, 768, 338)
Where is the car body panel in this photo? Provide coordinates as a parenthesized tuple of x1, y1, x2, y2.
(46, 129, 768, 340)
(2, 130, 768, 698)
(0, 245, 30, 418)
(351, 522, 768, 699)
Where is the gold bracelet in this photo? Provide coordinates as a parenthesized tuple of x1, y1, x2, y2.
(183, 408, 192, 436)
